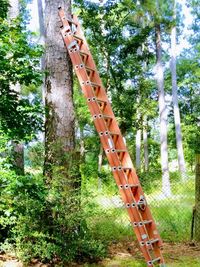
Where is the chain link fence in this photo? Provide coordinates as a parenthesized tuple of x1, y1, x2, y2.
(83, 170, 195, 243)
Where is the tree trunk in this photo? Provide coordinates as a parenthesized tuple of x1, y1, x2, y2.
(9, 0, 19, 19)
(44, 0, 82, 235)
(155, 24, 171, 197)
(136, 129, 141, 170)
(11, 141, 24, 175)
(80, 128, 85, 158)
(98, 146, 103, 191)
(44, 0, 75, 179)
(9, 0, 24, 175)
(171, 1, 186, 177)
(37, 0, 46, 104)
(195, 154, 200, 242)
(37, 0, 45, 40)
(135, 95, 141, 170)
(143, 116, 149, 172)
(37, 0, 45, 70)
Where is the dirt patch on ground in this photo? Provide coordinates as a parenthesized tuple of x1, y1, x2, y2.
(162, 242, 200, 262)
(108, 239, 200, 259)
(107, 240, 143, 261)
(107, 239, 200, 261)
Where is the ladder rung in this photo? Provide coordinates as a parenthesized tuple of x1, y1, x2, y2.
(60, 14, 77, 26)
(129, 183, 139, 188)
(110, 149, 127, 160)
(119, 184, 139, 190)
(146, 238, 159, 246)
(80, 50, 89, 57)
(125, 200, 146, 209)
(85, 66, 95, 73)
(102, 114, 113, 120)
(96, 98, 107, 104)
(115, 149, 127, 153)
(109, 131, 119, 136)
(147, 257, 161, 266)
(88, 98, 107, 109)
(143, 220, 152, 225)
(68, 19, 77, 25)
(96, 99, 107, 109)
(73, 34, 83, 42)
(122, 167, 132, 172)
(132, 220, 152, 227)
(91, 82, 101, 88)
(112, 166, 132, 172)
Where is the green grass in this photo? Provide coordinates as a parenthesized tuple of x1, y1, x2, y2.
(1, 255, 199, 267)
(83, 173, 195, 243)
(151, 202, 192, 241)
(168, 258, 200, 267)
(79, 255, 200, 267)
(87, 208, 133, 242)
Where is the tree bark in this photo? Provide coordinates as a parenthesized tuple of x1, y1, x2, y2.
(37, 0, 45, 40)
(44, 1, 82, 235)
(98, 146, 103, 191)
(143, 116, 149, 172)
(155, 24, 171, 197)
(195, 154, 200, 242)
(9, 0, 24, 175)
(44, 0, 75, 179)
(9, 0, 19, 19)
(80, 127, 85, 158)
(170, 1, 186, 177)
(37, 0, 46, 104)
(11, 141, 24, 175)
(37, 0, 45, 70)
(135, 95, 141, 170)
(136, 129, 141, 170)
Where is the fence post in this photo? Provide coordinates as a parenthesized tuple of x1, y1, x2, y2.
(195, 154, 200, 242)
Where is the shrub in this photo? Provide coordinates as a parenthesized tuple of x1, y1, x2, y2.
(0, 169, 106, 264)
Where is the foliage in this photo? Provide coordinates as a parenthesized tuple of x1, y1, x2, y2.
(0, 0, 200, 265)
(0, 0, 9, 19)
(0, 168, 106, 264)
(25, 142, 44, 168)
(0, 91, 43, 141)
(74, 0, 156, 134)
(0, 1, 43, 141)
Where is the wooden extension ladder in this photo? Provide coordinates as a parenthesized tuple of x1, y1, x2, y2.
(58, 7, 166, 267)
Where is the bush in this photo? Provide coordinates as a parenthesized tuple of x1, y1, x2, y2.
(138, 170, 162, 193)
(25, 142, 44, 168)
(0, 169, 106, 264)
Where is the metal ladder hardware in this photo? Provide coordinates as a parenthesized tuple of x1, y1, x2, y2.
(58, 8, 166, 267)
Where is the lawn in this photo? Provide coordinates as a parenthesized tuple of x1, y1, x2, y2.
(1, 242, 200, 266)
(79, 241, 200, 267)
(0, 173, 197, 267)
(84, 174, 195, 243)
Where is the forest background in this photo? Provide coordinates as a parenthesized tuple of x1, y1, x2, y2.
(0, 0, 200, 266)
